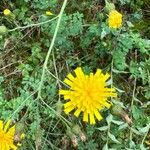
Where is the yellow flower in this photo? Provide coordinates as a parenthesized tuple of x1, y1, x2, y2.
(3, 9, 11, 16)
(0, 119, 24, 150)
(59, 67, 117, 124)
(108, 10, 122, 29)
(45, 11, 53, 16)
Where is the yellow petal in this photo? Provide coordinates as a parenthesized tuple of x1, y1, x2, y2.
(89, 113, 95, 124)
(74, 109, 81, 117)
(67, 73, 75, 81)
(103, 73, 110, 81)
(103, 102, 111, 108)
(94, 110, 102, 121)
(0, 120, 4, 131)
(7, 125, 15, 135)
(64, 101, 73, 108)
(94, 69, 102, 77)
(10, 144, 17, 150)
(64, 78, 73, 86)
(83, 112, 88, 122)
(59, 90, 69, 95)
(64, 95, 71, 100)
(74, 67, 84, 78)
(4, 119, 11, 132)
(64, 106, 74, 114)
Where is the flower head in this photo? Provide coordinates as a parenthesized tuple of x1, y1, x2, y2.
(108, 10, 122, 29)
(45, 11, 53, 16)
(3, 9, 11, 16)
(59, 67, 117, 124)
(0, 119, 24, 150)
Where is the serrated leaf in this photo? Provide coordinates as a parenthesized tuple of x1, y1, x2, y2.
(108, 132, 121, 144)
(97, 126, 108, 131)
(102, 143, 108, 150)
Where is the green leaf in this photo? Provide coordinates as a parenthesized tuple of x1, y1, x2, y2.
(108, 132, 121, 144)
(132, 105, 143, 120)
(140, 144, 146, 150)
(129, 140, 135, 148)
(138, 124, 150, 134)
(130, 128, 142, 135)
(106, 114, 113, 125)
(112, 120, 124, 125)
(97, 126, 108, 131)
(118, 123, 128, 130)
(102, 143, 108, 150)
(101, 29, 107, 39)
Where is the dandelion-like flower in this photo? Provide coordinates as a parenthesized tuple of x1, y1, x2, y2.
(59, 67, 117, 124)
(45, 11, 53, 16)
(3, 9, 11, 16)
(0, 120, 24, 150)
(108, 10, 122, 29)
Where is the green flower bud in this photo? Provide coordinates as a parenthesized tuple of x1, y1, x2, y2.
(104, 0, 115, 12)
(72, 124, 81, 134)
(56, 100, 63, 115)
(102, 42, 107, 47)
(66, 127, 78, 147)
(111, 104, 124, 116)
(66, 127, 75, 139)
(0, 26, 8, 35)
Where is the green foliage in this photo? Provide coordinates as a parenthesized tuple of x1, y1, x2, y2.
(0, 0, 150, 149)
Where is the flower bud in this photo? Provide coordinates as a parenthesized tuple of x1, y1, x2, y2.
(56, 100, 63, 115)
(3, 9, 11, 16)
(79, 132, 86, 142)
(66, 127, 78, 148)
(105, 0, 115, 12)
(35, 128, 42, 150)
(0, 26, 8, 35)
(72, 124, 86, 142)
(71, 135, 78, 148)
(111, 104, 124, 116)
(72, 124, 81, 134)
(45, 11, 53, 16)
(14, 122, 25, 143)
